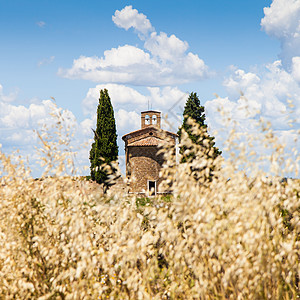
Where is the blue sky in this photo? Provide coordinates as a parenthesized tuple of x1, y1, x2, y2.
(0, 0, 299, 177)
(1, 0, 277, 115)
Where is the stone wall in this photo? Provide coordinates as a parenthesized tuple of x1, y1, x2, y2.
(127, 146, 165, 194)
(122, 111, 177, 195)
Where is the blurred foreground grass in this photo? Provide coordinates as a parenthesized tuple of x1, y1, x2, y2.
(0, 105, 299, 299)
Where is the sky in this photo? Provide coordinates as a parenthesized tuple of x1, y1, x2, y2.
(0, 0, 300, 177)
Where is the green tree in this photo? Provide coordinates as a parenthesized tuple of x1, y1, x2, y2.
(178, 92, 221, 180)
(89, 89, 118, 192)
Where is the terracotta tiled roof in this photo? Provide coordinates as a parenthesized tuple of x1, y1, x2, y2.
(128, 136, 164, 146)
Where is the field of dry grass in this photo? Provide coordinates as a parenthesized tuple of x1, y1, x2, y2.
(0, 109, 299, 299)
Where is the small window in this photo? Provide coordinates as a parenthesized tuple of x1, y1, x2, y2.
(148, 180, 156, 196)
(152, 115, 157, 125)
(145, 114, 150, 125)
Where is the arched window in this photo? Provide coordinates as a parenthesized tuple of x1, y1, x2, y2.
(145, 114, 150, 125)
(152, 115, 157, 125)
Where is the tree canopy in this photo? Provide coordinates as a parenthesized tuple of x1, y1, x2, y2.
(89, 89, 118, 192)
(178, 92, 221, 180)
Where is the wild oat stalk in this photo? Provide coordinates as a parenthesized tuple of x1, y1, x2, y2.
(0, 104, 299, 299)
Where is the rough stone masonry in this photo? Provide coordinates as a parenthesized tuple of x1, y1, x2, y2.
(122, 111, 177, 195)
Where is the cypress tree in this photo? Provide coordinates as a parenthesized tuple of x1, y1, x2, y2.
(178, 92, 221, 180)
(89, 89, 118, 192)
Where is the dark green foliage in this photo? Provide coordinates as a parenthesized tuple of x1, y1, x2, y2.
(89, 89, 118, 192)
(178, 92, 221, 180)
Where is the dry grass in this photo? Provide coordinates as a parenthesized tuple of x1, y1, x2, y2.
(0, 104, 299, 299)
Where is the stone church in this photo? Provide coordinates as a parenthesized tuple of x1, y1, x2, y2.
(122, 110, 177, 195)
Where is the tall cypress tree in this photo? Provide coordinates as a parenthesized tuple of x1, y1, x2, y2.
(178, 92, 221, 180)
(89, 89, 118, 192)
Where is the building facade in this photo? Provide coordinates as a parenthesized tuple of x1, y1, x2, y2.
(122, 110, 177, 195)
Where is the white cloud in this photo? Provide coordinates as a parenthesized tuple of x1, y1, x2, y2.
(112, 5, 154, 36)
(82, 84, 148, 116)
(205, 61, 300, 163)
(0, 99, 74, 131)
(1, 104, 30, 128)
(58, 46, 162, 85)
(0, 100, 44, 153)
(0, 87, 92, 177)
(115, 109, 140, 133)
(222, 61, 300, 123)
(261, 0, 300, 68)
(80, 118, 95, 137)
(291, 56, 300, 82)
(58, 7, 209, 86)
(224, 69, 261, 99)
(147, 86, 187, 109)
(58, 44, 209, 86)
(144, 32, 189, 61)
(100, 45, 154, 67)
(261, 0, 300, 39)
(0, 99, 77, 142)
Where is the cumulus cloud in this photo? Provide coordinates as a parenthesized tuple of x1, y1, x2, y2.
(0, 100, 48, 156)
(0, 99, 79, 133)
(58, 6, 209, 86)
(205, 61, 300, 163)
(58, 46, 163, 85)
(58, 45, 208, 86)
(82, 84, 148, 116)
(291, 56, 300, 82)
(223, 69, 260, 99)
(0, 86, 93, 176)
(115, 109, 140, 133)
(0, 99, 75, 146)
(112, 5, 154, 36)
(144, 32, 188, 61)
(213, 61, 300, 122)
(261, 0, 300, 39)
(261, 0, 300, 68)
(147, 86, 187, 109)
